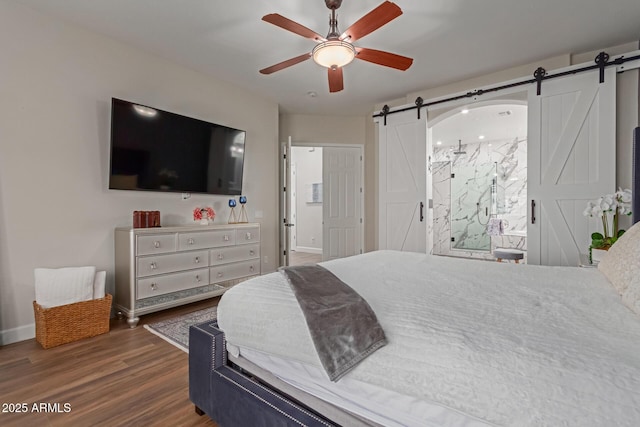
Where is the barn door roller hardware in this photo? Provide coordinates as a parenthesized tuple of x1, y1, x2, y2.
(415, 97, 424, 119)
(595, 51, 610, 83)
(374, 50, 640, 119)
(381, 105, 390, 126)
(533, 67, 547, 96)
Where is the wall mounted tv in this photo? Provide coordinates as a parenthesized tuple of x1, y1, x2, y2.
(109, 98, 246, 195)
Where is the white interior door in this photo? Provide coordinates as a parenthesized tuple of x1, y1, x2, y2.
(322, 146, 363, 261)
(280, 137, 292, 267)
(528, 68, 616, 266)
(289, 162, 297, 252)
(377, 110, 427, 252)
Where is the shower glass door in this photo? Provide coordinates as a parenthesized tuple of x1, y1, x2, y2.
(451, 163, 494, 251)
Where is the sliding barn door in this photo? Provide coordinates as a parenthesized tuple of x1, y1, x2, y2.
(377, 110, 427, 252)
(528, 68, 616, 265)
(322, 146, 363, 261)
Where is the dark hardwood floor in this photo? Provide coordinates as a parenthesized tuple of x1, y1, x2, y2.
(0, 298, 220, 427)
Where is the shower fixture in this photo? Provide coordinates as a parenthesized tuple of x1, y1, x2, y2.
(453, 139, 466, 155)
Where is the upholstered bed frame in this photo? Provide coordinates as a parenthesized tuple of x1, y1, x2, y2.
(189, 321, 379, 427)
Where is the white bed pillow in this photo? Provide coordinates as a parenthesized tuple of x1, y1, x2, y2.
(598, 221, 640, 314)
(34, 266, 96, 308)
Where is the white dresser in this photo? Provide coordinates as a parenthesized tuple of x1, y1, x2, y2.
(114, 223, 260, 327)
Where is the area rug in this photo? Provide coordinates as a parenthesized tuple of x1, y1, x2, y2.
(144, 307, 217, 353)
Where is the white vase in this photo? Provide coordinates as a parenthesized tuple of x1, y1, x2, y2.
(199, 218, 209, 225)
(591, 248, 609, 264)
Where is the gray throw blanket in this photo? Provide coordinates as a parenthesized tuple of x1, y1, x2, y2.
(279, 264, 387, 382)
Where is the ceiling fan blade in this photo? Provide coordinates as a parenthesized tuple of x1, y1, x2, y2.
(262, 14, 325, 42)
(328, 67, 344, 93)
(260, 53, 311, 75)
(355, 47, 413, 71)
(340, 1, 402, 43)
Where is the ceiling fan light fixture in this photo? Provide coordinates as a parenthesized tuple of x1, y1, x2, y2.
(312, 40, 356, 68)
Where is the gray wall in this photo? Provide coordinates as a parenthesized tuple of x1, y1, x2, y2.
(0, 2, 280, 343)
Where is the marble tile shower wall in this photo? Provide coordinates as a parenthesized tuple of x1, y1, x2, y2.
(431, 137, 527, 261)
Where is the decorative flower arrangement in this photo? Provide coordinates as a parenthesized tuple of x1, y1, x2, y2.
(193, 207, 215, 224)
(583, 188, 632, 256)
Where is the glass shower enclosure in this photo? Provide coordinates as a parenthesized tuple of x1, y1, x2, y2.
(450, 163, 497, 251)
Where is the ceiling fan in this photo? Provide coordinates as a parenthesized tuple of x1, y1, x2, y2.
(259, 0, 413, 93)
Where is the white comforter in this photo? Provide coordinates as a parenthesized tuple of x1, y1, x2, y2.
(218, 251, 640, 426)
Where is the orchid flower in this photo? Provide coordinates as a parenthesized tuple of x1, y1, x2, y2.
(584, 189, 633, 252)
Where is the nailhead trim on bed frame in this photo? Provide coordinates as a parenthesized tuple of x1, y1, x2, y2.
(218, 373, 309, 426)
(191, 321, 335, 427)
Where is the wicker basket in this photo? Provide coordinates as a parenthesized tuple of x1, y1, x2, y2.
(33, 294, 112, 349)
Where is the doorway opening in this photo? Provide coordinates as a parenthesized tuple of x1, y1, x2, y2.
(429, 101, 528, 261)
(289, 146, 324, 266)
(281, 142, 364, 267)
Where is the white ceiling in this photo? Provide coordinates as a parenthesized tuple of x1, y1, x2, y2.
(19, 0, 640, 115)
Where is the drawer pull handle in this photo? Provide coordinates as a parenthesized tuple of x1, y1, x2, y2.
(150, 262, 157, 270)
(224, 235, 230, 242)
(154, 241, 161, 248)
(196, 275, 201, 282)
(188, 238, 194, 245)
(249, 265, 254, 272)
(246, 232, 252, 240)
(194, 256, 200, 264)
(150, 283, 158, 290)
(249, 250, 255, 256)
(217, 272, 224, 278)
(217, 254, 224, 260)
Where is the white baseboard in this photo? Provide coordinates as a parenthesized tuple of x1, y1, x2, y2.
(294, 246, 322, 255)
(1, 323, 35, 345)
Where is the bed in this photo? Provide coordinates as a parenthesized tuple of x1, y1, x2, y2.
(189, 216, 640, 426)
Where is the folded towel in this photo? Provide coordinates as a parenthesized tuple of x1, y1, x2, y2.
(487, 218, 504, 236)
(35, 266, 96, 308)
(93, 271, 106, 299)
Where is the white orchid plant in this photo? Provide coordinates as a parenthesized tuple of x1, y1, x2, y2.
(583, 188, 632, 252)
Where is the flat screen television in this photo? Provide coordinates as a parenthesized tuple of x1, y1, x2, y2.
(109, 98, 246, 195)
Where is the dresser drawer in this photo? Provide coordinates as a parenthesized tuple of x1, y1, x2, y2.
(210, 259, 260, 284)
(210, 244, 260, 266)
(137, 250, 209, 278)
(136, 268, 209, 299)
(136, 234, 176, 255)
(178, 229, 236, 250)
(236, 226, 260, 245)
